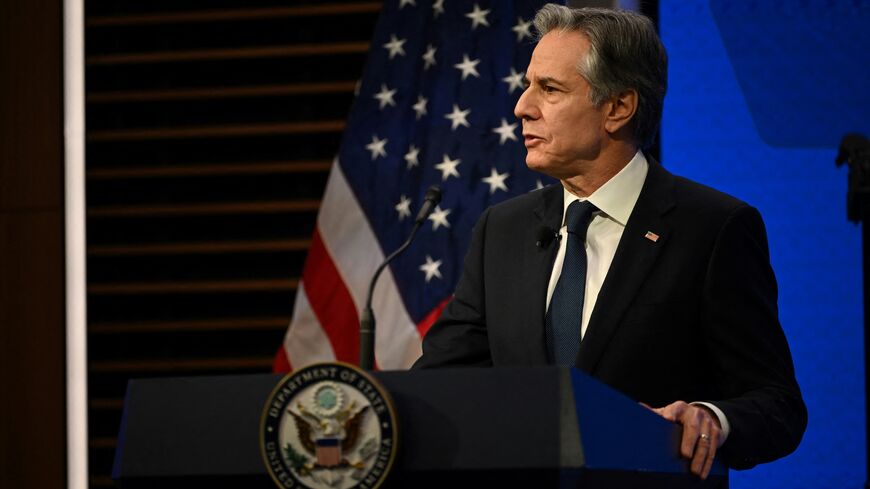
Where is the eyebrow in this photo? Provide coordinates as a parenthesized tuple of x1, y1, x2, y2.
(523, 75, 567, 89)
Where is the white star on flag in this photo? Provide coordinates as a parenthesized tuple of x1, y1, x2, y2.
(419, 255, 443, 282)
(422, 44, 437, 70)
(404, 144, 420, 168)
(373, 84, 397, 109)
(502, 68, 525, 94)
(435, 154, 461, 181)
(428, 205, 452, 230)
(395, 195, 412, 220)
(412, 95, 428, 119)
(482, 168, 510, 194)
(444, 104, 471, 130)
(399, 0, 416, 8)
(465, 3, 491, 29)
(383, 34, 407, 59)
(512, 17, 533, 41)
(454, 54, 481, 80)
(365, 134, 388, 160)
(492, 118, 519, 144)
(432, 0, 445, 17)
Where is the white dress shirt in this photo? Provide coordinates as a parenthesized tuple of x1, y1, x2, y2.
(544, 150, 731, 440)
(545, 150, 648, 339)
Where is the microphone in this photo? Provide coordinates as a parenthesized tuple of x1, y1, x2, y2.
(536, 226, 560, 248)
(360, 185, 443, 370)
(415, 185, 443, 224)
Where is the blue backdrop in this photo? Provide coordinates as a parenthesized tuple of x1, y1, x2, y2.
(660, 1, 868, 487)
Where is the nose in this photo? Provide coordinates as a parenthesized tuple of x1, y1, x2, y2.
(514, 87, 538, 122)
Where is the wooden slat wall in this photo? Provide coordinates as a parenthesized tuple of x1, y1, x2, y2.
(84, 1, 380, 486)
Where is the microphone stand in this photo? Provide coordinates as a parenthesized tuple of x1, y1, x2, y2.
(359, 186, 441, 370)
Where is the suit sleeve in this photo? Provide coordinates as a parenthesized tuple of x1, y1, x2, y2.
(704, 205, 807, 469)
(412, 208, 494, 368)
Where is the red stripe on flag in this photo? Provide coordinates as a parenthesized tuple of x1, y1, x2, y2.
(304, 229, 361, 365)
(416, 296, 451, 338)
(272, 346, 292, 373)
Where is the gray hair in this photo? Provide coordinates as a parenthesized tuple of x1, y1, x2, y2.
(533, 4, 668, 148)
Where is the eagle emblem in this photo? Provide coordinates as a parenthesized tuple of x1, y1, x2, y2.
(289, 383, 372, 468)
(261, 363, 398, 489)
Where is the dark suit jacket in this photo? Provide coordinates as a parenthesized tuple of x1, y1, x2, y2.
(414, 160, 807, 469)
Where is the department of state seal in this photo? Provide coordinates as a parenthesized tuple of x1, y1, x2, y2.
(260, 363, 398, 489)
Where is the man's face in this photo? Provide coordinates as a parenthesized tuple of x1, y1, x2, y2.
(514, 30, 607, 179)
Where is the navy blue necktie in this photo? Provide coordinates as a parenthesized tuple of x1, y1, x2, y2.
(546, 200, 597, 365)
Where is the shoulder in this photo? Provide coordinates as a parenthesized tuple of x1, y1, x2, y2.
(651, 163, 768, 247)
(654, 163, 758, 223)
(673, 175, 745, 211)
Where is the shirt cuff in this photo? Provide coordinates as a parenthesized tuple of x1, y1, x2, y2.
(692, 401, 731, 443)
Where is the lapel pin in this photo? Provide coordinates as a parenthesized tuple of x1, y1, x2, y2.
(644, 231, 660, 243)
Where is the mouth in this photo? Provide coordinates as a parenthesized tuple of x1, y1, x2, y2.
(523, 134, 543, 147)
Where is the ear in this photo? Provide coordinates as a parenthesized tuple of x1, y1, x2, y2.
(603, 89, 638, 135)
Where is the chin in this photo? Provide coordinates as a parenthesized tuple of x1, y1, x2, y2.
(524, 153, 545, 171)
(525, 157, 559, 179)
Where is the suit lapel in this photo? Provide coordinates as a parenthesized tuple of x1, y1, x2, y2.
(576, 160, 676, 373)
(523, 185, 563, 364)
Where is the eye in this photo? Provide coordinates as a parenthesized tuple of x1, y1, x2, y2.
(543, 85, 557, 93)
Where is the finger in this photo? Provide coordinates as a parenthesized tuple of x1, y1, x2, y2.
(679, 409, 700, 459)
(660, 401, 688, 422)
(701, 427, 720, 479)
(690, 414, 716, 477)
(681, 424, 699, 459)
(694, 414, 722, 479)
(690, 431, 710, 477)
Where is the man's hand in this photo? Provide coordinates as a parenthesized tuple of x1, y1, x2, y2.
(649, 401, 723, 479)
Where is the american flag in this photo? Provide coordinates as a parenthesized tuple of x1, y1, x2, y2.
(275, 0, 559, 372)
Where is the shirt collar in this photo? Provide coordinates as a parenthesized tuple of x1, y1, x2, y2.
(561, 150, 649, 227)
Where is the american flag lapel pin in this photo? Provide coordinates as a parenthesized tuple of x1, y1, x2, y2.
(644, 231, 660, 243)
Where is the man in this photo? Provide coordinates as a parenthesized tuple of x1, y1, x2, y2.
(414, 4, 806, 480)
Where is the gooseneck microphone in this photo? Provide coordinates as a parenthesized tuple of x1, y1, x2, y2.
(360, 185, 442, 370)
(414, 186, 441, 225)
(535, 225, 561, 248)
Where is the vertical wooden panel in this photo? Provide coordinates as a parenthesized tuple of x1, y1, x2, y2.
(0, 213, 67, 488)
(0, 0, 67, 487)
(0, 0, 64, 211)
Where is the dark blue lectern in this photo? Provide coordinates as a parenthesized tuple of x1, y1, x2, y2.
(112, 367, 726, 488)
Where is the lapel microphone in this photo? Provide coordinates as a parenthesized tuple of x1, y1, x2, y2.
(535, 226, 561, 248)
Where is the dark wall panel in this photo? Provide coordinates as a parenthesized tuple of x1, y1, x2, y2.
(0, 212, 67, 488)
(0, 0, 67, 487)
(0, 0, 64, 211)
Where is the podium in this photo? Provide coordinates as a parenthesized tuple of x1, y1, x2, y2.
(112, 366, 726, 488)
